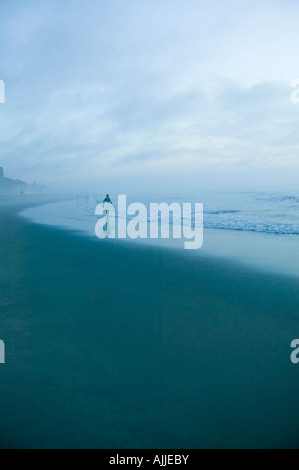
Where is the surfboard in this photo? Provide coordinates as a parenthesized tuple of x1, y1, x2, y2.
(96, 200, 114, 212)
(102, 202, 114, 212)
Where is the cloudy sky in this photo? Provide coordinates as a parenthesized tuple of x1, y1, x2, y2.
(1, 0, 299, 191)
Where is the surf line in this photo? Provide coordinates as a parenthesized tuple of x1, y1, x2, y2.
(95, 195, 203, 250)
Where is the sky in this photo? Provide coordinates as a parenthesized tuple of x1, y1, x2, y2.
(0, 0, 299, 192)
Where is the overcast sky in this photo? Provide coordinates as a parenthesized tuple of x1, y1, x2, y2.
(1, 0, 299, 191)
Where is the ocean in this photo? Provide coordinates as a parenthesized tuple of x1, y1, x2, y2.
(20, 190, 299, 277)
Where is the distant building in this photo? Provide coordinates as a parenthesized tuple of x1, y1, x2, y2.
(0, 166, 44, 195)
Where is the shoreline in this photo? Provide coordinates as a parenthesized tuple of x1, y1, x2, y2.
(0, 198, 299, 448)
(18, 197, 299, 279)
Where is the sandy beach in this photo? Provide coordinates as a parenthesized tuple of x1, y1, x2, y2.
(0, 196, 299, 449)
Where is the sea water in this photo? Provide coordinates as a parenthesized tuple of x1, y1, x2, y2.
(19, 190, 299, 277)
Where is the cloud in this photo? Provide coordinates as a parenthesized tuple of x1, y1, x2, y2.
(0, 0, 299, 189)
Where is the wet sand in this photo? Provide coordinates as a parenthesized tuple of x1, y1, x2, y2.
(0, 196, 299, 448)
